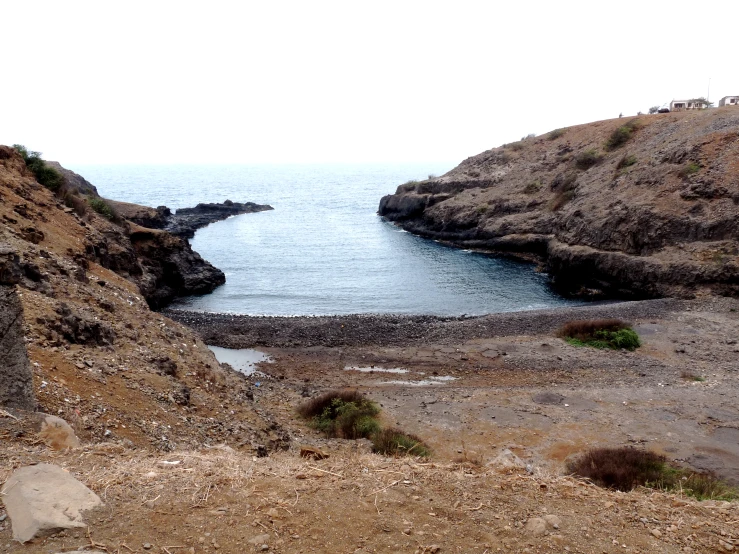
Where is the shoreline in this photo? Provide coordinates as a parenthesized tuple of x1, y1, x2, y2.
(163, 296, 693, 348)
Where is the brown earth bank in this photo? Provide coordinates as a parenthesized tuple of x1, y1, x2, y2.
(378, 108, 739, 300)
(2, 145, 739, 553)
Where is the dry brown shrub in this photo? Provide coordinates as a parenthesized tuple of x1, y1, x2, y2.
(566, 447, 666, 491)
(557, 319, 628, 340)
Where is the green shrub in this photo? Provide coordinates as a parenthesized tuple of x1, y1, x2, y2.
(678, 162, 701, 178)
(547, 128, 566, 140)
(616, 155, 637, 170)
(558, 319, 640, 350)
(298, 390, 381, 439)
(567, 447, 737, 500)
(13, 144, 64, 191)
(88, 197, 115, 220)
(372, 428, 431, 457)
(605, 119, 642, 150)
(575, 149, 603, 170)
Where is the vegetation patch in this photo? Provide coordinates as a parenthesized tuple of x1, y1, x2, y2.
(523, 180, 541, 194)
(558, 319, 640, 350)
(372, 428, 430, 457)
(88, 197, 116, 220)
(680, 370, 706, 382)
(13, 144, 64, 191)
(678, 162, 701, 179)
(298, 390, 430, 457)
(549, 172, 578, 211)
(605, 119, 642, 151)
(505, 141, 526, 151)
(567, 447, 737, 500)
(547, 128, 566, 140)
(616, 154, 637, 171)
(575, 149, 603, 170)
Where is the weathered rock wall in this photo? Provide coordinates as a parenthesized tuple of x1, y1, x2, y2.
(0, 250, 35, 410)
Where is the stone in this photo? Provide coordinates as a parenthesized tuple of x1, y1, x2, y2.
(1, 464, 102, 542)
(487, 449, 526, 470)
(543, 514, 561, 529)
(651, 529, 662, 538)
(248, 533, 271, 545)
(524, 517, 547, 537)
(38, 414, 80, 449)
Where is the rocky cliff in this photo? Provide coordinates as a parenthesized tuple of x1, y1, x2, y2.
(379, 108, 739, 299)
(0, 146, 287, 451)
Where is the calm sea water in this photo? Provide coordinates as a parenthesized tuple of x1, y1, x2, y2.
(71, 163, 576, 315)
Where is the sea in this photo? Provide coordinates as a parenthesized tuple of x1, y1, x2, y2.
(69, 163, 578, 316)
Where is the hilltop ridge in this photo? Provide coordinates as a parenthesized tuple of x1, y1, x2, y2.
(380, 108, 739, 299)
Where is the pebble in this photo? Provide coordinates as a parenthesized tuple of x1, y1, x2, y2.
(651, 529, 662, 538)
(143, 544, 152, 550)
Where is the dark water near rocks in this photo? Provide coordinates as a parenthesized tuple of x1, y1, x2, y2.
(71, 163, 578, 315)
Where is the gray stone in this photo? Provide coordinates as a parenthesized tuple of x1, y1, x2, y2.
(248, 533, 270, 545)
(487, 448, 526, 470)
(1, 463, 102, 542)
(524, 517, 547, 536)
(0, 283, 35, 410)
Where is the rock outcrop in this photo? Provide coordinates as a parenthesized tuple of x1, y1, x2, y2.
(1, 464, 101, 543)
(110, 199, 274, 239)
(379, 108, 739, 299)
(45, 161, 99, 195)
(0, 248, 35, 410)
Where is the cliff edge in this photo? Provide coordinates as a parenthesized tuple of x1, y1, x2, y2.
(379, 108, 739, 299)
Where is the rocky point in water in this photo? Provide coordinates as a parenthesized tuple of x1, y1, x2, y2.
(379, 108, 739, 300)
(109, 199, 273, 239)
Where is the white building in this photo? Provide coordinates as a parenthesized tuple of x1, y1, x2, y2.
(719, 96, 739, 107)
(670, 99, 710, 111)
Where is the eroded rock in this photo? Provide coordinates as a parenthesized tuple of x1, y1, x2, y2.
(2, 464, 101, 543)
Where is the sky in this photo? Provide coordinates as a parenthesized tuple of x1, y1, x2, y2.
(2, 0, 738, 165)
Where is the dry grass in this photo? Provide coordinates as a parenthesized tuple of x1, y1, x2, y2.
(557, 319, 629, 340)
(566, 447, 666, 491)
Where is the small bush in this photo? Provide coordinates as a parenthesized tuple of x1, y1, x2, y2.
(298, 390, 380, 439)
(680, 370, 705, 382)
(548, 128, 566, 140)
(523, 180, 541, 194)
(427, 174, 437, 180)
(505, 141, 525, 151)
(678, 162, 701, 179)
(605, 119, 642, 150)
(567, 447, 737, 500)
(549, 190, 575, 211)
(88, 197, 115, 220)
(616, 155, 637, 170)
(567, 447, 666, 491)
(372, 428, 430, 457)
(575, 149, 603, 170)
(558, 319, 640, 350)
(63, 191, 88, 216)
(13, 144, 64, 191)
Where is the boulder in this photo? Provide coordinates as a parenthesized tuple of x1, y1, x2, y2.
(487, 448, 526, 470)
(38, 414, 80, 449)
(2, 464, 101, 543)
(0, 276, 35, 410)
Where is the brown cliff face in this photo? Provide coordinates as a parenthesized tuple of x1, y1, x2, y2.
(0, 146, 286, 452)
(379, 108, 739, 299)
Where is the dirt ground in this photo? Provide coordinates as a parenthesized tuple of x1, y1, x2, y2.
(2, 297, 738, 554)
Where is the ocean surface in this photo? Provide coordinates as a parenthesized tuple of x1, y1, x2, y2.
(71, 163, 578, 315)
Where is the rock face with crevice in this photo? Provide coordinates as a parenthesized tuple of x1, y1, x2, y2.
(0, 248, 35, 410)
(379, 108, 739, 299)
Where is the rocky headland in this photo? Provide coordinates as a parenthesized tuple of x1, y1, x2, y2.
(109, 198, 273, 239)
(379, 108, 739, 300)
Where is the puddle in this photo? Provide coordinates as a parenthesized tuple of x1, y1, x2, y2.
(380, 376, 457, 386)
(208, 346, 272, 375)
(344, 366, 409, 374)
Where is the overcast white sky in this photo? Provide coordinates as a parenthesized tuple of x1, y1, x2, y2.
(2, 1, 738, 165)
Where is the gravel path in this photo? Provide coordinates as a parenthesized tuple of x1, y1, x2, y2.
(163, 297, 692, 348)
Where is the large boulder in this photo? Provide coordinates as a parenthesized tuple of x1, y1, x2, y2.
(1, 464, 101, 543)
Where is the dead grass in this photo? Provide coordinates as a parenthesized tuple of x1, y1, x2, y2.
(566, 447, 666, 491)
(557, 319, 629, 340)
